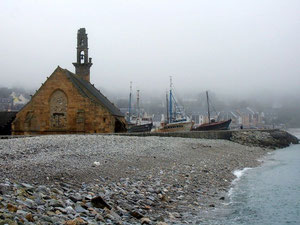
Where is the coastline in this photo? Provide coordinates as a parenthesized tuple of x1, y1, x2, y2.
(0, 134, 277, 224)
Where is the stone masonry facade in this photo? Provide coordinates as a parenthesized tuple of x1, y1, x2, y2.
(12, 67, 126, 135)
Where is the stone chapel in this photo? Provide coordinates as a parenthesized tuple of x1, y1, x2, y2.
(12, 28, 127, 134)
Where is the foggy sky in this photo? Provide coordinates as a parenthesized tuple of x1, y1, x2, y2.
(1, 0, 299, 99)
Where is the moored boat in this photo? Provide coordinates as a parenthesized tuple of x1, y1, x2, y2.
(154, 77, 193, 133)
(126, 85, 153, 133)
(128, 122, 153, 133)
(191, 91, 231, 131)
(192, 118, 231, 131)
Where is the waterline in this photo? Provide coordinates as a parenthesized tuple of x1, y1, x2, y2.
(206, 144, 300, 225)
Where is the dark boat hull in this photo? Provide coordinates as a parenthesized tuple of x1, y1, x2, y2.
(192, 119, 231, 131)
(128, 123, 153, 133)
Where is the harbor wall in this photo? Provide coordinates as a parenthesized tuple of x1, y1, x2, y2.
(116, 129, 299, 149)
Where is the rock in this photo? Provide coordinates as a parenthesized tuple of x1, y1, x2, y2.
(7, 203, 18, 212)
(55, 207, 67, 214)
(168, 212, 176, 220)
(25, 213, 35, 222)
(156, 222, 169, 225)
(0, 219, 18, 225)
(65, 199, 74, 206)
(143, 205, 151, 210)
(37, 185, 49, 193)
(116, 206, 127, 214)
(91, 196, 111, 209)
(141, 217, 151, 224)
(95, 214, 105, 222)
(130, 211, 144, 219)
(65, 206, 76, 214)
(172, 212, 182, 218)
(24, 198, 36, 208)
(84, 194, 93, 200)
(70, 193, 82, 202)
(230, 130, 299, 149)
(147, 187, 155, 193)
(34, 196, 45, 205)
(75, 204, 88, 213)
(0, 183, 11, 195)
(21, 183, 34, 190)
(93, 161, 100, 167)
(48, 199, 64, 207)
(65, 217, 88, 225)
(47, 211, 57, 216)
(40, 215, 54, 223)
(52, 188, 63, 195)
(16, 209, 27, 217)
(88, 208, 98, 216)
(105, 209, 122, 221)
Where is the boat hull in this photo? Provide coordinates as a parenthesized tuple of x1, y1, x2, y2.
(128, 123, 153, 133)
(155, 121, 193, 133)
(192, 119, 231, 131)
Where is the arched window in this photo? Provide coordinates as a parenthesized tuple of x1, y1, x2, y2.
(50, 90, 67, 129)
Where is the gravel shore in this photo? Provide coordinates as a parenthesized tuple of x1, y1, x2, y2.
(0, 135, 271, 224)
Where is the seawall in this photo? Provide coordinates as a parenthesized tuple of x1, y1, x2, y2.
(117, 129, 299, 149)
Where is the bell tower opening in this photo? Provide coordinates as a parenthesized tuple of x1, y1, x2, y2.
(80, 51, 85, 64)
(72, 28, 93, 82)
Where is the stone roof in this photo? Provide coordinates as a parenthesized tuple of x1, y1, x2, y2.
(63, 69, 124, 117)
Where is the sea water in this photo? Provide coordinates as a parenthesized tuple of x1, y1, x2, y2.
(201, 129, 300, 225)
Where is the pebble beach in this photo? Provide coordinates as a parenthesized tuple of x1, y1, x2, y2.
(0, 135, 271, 224)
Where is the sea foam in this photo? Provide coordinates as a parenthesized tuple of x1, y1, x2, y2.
(228, 167, 252, 197)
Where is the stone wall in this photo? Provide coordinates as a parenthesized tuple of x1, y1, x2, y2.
(12, 68, 122, 135)
(116, 129, 299, 149)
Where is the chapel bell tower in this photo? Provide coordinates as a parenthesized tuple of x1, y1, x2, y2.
(73, 28, 92, 82)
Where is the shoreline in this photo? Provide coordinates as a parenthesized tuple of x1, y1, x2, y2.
(0, 135, 285, 224)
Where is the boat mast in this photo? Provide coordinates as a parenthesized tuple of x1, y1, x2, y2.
(169, 76, 173, 123)
(206, 91, 210, 124)
(166, 90, 169, 123)
(128, 81, 132, 121)
(137, 89, 140, 125)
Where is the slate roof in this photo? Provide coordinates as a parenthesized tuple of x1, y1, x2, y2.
(64, 69, 124, 117)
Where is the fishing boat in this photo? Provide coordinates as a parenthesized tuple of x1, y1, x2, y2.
(127, 84, 153, 133)
(155, 77, 193, 133)
(192, 91, 231, 131)
(127, 112, 153, 133)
